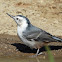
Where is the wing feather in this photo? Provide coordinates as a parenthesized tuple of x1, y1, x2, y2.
(23, 25, 55, 42)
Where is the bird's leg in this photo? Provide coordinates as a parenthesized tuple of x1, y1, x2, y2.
(35, 48, 39, 56)
(30, 49, 43, 57)
(35, 49, 43, 55)
(32, 49, 40, 57)
(30, 49, 39, 57)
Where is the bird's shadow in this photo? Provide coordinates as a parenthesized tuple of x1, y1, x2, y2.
(11, 43, 62, 53)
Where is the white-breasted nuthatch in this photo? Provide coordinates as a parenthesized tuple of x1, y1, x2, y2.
(7, 13, 62, 57)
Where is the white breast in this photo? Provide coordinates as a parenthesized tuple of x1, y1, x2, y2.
(17, 20, 28, 37)
(17, 25, 26, 38)
(17, 26, 36, 48)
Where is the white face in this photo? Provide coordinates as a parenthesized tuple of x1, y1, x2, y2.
(13, 16, 27, 26)
(7, 13, 29, 27)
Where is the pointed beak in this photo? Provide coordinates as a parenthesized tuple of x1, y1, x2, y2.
(6, 13, 14, 19)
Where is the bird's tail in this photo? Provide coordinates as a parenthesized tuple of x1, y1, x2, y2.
(52, 36, 62, 42)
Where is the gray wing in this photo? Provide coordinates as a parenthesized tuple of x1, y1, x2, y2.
(23, 26, 56, 42)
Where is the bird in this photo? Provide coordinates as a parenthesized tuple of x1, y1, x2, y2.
(6, 13, 62, 57)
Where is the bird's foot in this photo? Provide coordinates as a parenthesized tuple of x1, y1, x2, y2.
(37, 52, 44, 55)
(29, 52, 44, 58)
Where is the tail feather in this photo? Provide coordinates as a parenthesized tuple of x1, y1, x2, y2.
(52, 36, 62, 42)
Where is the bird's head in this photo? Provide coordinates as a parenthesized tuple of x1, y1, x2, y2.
(6, 13, 30, 27)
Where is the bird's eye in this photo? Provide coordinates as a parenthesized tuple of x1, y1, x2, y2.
(16, 18, 18, 20)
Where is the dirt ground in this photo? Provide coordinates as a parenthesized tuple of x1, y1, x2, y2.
(0, 34, 62, 58)
(0, 0, 62, 59)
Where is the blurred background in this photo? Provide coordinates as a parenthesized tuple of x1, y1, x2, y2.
(0, 0, 62, 36)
